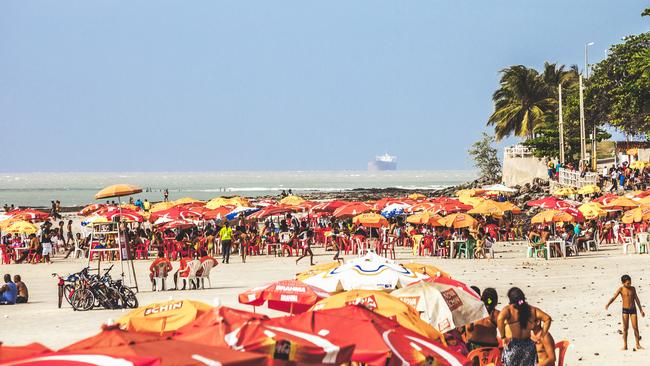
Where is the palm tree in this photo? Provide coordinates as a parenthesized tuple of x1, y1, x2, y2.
(487, 65, 555, 140)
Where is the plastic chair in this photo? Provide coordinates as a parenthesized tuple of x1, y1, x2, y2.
(152, 262, 171, 291)
(555, 340, 570, 366)
(435, 240, 448, 258)
(466, 347, 501, 366)
(635, 233, 648, 254)
(484, 237, 496, 258)
(179, 260, 202, 290)
(419, 236, 434, 256)
(565, 237, 579, 257)
(622, 236, 636, 254)
(72, 240, 85, 259)
(198, 259, 216, 289)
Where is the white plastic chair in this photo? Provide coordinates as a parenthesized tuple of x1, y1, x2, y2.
(199, 259, 216, 289)
(485, 237, 496, 258)
(635, 233, 648, 254)
(179, 260, 202, 290)
(622, 236, 636, 255)
(152, 262, 171, 291)
(73, 240, 85, 259)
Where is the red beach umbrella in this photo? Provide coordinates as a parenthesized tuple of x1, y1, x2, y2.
(98, 208, 144, 223)
(203, 205, 236, 220)
(311, 200, 349, 213)
(558, 206, 585, 222)
(149, 207, 202, 223)
(79, 204, 106, 216)
(239, 279, 330, 314)
(224, 318, 354, 365)
(173, 306, 268, 348)
(431, 202, 473, 215)
(0, 343, 52, 363)
(332, 202, 372, 218)
(424, 275, 481, 300)
(8, 208, 50, 221)
(60, 325, 163, 352)
(526, 197, 574, 209)
(248, 205, 294, 220)
(2, 353, 160, 366)
(263, 305, 470, 366)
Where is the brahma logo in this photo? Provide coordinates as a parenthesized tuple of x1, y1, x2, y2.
(276, 285, 307, 293)
(398, 296, 419, 308)
(441, 288, 462, 311)
(144, 301, 183, 316)
(280, 294, 299, 302)
(346, 295, 378, 309)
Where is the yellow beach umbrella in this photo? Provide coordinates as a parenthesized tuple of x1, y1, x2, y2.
(119, 203, 140, 211)
(352, 213, 389, 228)
(310, 290, 442, 341)
(407, 193, 427, 200)
(205, 196, 250, 209)
(117, 299, 212, 334)
(455, 189, 485, 197)
(577, 184, 601, 195)
(467, 200, 507, 216)
(406, 211, 442, 226)
(295, 262, 341, 281)
(279, 195, 306, 206)
(5, 220, 38, 234)
(496, 201, 522, 214)
(630, 160, 650, 170)
(400, 263, 451, 279)
(553, 187, 576, 197)
(602, 196, 639, 208)
(530, 210, 574, 224)
(149, 201, 177, 212)
(173, 197, 203, 206)
(458, 196, 485, 206)
(621, 206, 650, 224)
(438, 213, 477, 228)
(578, 202, 607, 220)
(0, 218, 20, 230)
(95, 184, 142, 200)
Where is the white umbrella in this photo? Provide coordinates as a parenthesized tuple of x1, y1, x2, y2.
(481, 183, 517, 193)
(301, 252, 427, 292)
(391, 281, 488, 333)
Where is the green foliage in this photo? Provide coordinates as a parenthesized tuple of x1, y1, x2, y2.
(587, 31, 650, 137)
(468, 132, 502, 182)
(487, 65, 555, 140)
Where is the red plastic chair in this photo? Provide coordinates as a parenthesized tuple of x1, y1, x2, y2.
(419, 236, 434, 256)
(555, 340, 570, 366)
(466, 347, 501, 366)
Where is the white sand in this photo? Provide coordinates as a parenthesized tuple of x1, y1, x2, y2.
(1, 239, 648, 364)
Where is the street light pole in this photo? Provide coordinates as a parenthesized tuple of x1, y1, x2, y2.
(585, 42, 596, 170)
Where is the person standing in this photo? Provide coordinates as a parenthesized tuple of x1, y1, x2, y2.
(163, 189, 169, 202)
(219, 221, 233, 264)
(606, 274, 645, 351)
(497, 287, 552, 366)
(66, 220, 74, 246)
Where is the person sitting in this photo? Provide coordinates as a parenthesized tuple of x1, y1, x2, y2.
(531, 319, 556, 366)
(173, 253, 198, 290)
(149, 251, 173, 291)
(13, 275, 28, 303)
(0, 274, 17, 305)
(465, 287, 500, 350)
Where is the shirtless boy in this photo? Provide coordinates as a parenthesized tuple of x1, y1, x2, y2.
(531, 320, 556, 366)
(606, 274, 645, 350)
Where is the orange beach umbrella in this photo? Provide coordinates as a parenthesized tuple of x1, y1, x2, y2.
(95, 184, 142, 200)
(117, 299, 212, 334)
(352, 212, 389, 228)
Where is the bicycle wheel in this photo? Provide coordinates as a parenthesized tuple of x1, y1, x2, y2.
(57, 285, 63, 308)
(63, 284, 76, 305)
(71, 288, 94, 311)
(120, 287, 138, 308)
(106, 287, 125, 310)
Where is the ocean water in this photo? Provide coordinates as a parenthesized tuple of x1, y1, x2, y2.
(0, 171, 476, 207)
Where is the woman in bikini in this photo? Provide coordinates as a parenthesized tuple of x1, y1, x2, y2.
(465, 287, 500, 350)
(497, 287, 552, 366)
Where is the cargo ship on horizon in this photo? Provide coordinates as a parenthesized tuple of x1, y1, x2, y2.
(367, 153, 397, 171)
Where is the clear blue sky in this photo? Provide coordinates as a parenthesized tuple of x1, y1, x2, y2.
(1, 1, 648, 172)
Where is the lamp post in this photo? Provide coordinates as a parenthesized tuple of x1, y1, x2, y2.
(585, 42, 596, 170)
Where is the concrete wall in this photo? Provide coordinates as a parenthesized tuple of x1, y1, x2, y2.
(502, 155, 549, 186)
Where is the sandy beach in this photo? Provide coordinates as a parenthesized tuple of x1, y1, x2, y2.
(1, 237, 647, 364)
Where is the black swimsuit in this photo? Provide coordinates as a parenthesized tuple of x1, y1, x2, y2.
(623, 306, 637, 315)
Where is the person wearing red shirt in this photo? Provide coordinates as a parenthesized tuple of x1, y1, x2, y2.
(172, 254, 194, 290)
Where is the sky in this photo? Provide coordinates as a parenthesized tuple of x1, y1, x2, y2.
(1, 1, 648, 172)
